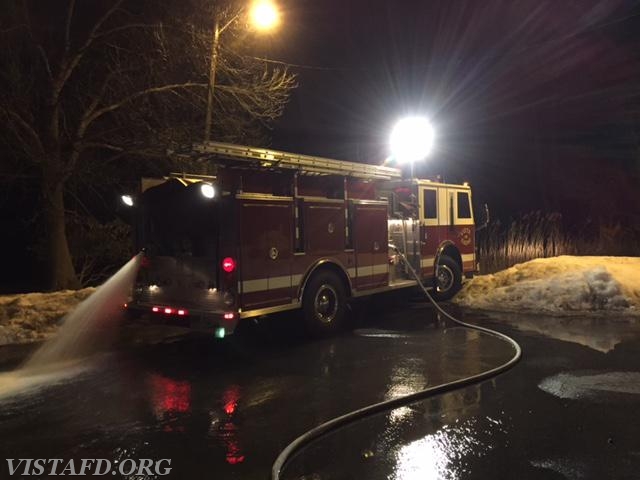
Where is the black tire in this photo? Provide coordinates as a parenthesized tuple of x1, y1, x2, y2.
(302, 270, 347, 336)
(431, 254, 462, 301)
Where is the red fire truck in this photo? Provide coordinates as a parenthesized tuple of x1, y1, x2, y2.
(127, 142, 477, 336)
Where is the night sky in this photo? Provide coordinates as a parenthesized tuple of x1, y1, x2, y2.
(2, 0, 640, 292)
(270, 0, 640, 220)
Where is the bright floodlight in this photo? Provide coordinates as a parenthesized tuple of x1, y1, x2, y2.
(250, 1, 280, 30)
(200, 183, 215, 199)
(390, 117, 435, 164)
(121, 195, 134, 207)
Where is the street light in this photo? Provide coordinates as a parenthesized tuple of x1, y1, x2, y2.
(204, 1, 280, 142)
(389, 116, 435, 178)
(250, 0, 280, 30)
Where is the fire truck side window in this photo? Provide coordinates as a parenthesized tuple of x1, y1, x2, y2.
(457, 191, 472, 219)
(423, 189, 437, 219)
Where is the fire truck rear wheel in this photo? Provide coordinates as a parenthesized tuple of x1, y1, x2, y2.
(432, 255, 462, 301)
(303, 271, 347, 336)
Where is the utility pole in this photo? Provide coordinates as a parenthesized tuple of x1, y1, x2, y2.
(202, 1, 280, 142)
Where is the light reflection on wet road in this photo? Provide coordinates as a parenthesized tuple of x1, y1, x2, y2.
(282, 313, 640, 480)
(0, 300, 639, 479)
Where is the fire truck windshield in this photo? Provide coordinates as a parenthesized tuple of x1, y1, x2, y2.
(140, 180, 218, 258)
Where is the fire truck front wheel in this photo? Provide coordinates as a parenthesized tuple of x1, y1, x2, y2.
(303, 271, 347, 336)
(432, 255, 462, 301)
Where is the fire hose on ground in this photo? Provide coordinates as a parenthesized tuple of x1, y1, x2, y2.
(271, 245, 522, 480)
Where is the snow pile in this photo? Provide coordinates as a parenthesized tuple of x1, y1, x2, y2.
(455, 256, 640, 316)
(0, 289, 95, 346)
(539, 371, 640, 399)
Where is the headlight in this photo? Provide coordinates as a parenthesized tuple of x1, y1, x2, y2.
(200, 183, 215, 199)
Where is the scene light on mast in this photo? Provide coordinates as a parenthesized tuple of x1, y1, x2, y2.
(390, 116, 435, 164)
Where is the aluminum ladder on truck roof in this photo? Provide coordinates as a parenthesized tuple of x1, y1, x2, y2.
(190, 141, 402, 180)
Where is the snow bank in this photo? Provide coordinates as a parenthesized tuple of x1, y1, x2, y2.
(455, 256, 640, 316)
(0, 289, 95, 346)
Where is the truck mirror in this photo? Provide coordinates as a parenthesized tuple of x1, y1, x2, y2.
(477, 204, 490, 232)
(449, 197, 454, 230)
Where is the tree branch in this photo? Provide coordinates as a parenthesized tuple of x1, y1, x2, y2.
(87, 82, 207, 125)
(93, 23, 160, 42)
(18, 2, 52, 80)
(0, 106, 44, 157)
(64, 81, 205, 173)
(54, 0, 125, 103)
(64, 0, 76, 57)
(77, 141, 124, 153)
(0, 24, 29, 34)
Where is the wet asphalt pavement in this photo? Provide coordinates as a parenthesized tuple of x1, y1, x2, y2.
(0, 297, 639, 479)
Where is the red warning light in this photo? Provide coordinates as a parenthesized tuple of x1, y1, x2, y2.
(224, 312, 235, 320)
(164, 308, 173, 314)
(152, 306, 160, 313)
(177, 309, 187, 316)
(222, 257, 236, 273)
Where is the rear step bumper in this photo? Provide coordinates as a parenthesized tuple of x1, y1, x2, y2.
(126, 303, 239, 335)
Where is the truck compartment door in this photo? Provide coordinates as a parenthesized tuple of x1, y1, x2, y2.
(353, 203, 389, 290)
(240, 199, 293, 310)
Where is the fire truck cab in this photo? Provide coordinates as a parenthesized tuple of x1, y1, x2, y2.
(128, 142, 476, 337)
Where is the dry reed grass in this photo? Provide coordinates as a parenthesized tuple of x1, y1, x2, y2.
(477, 212, 640, 274)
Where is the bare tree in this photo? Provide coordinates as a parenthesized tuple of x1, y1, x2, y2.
(0, 0, 296, 290)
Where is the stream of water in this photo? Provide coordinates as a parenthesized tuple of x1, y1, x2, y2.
(0, 254, 141, 399)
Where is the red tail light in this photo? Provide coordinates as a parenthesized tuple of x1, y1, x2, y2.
(141, 256, 150, 268)
(152, 306, 188, 316)
(222, 257, 236, 273)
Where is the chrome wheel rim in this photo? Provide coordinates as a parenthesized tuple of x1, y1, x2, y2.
(436, 264, 454, 292)
(314, 284, 338, 324)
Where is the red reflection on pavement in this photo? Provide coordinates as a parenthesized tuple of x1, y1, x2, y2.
(149, 374, 192, 419)
(222, 384, 240, 416)
(218, 385, 245, 465)
(221, 422, 245, 465)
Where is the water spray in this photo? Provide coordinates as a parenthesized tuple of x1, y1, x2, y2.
(24, 253, 143, 369)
